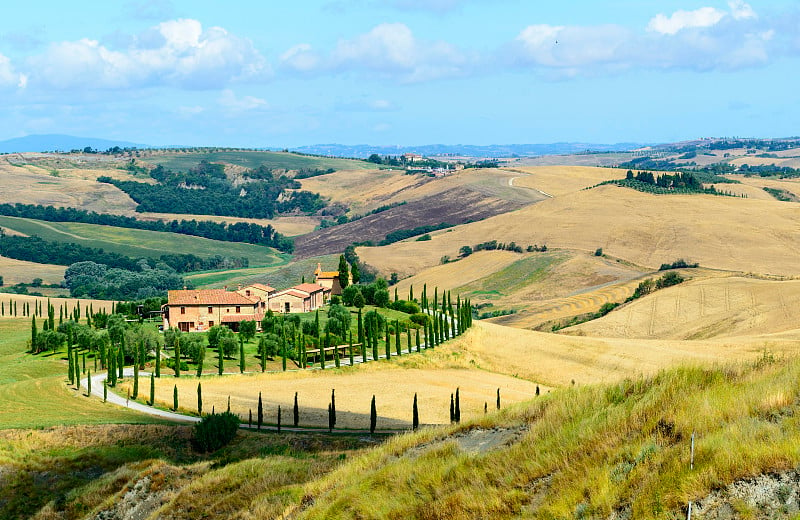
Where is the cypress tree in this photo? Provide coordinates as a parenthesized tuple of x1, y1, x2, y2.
(331, 389, 336, 427)
(485, 402, 488, 414)
(281, 334, 287, 371)
(320, 334, 326, 369)
(449, 393, 455, 423)
(132, 350, 139, 400)
(496, 388, 501, 410)
(455, 388, 461, 423)
(196, 345, 204, 377)
(357, 308, 363, 346)
(155, 341, 161, 378)
(385, 322, 391, 360)
(327, 403, 334, 433)
(82, 352, 86, 374)
(314, 310, 320, 338)
(293, 392, 299, 427)
(257, 392, 263, 430)
(395, 321, 401, 356)
(109, 349, 116, 387)
(249, 409, 252, 428)
(117, 344, 123, 379)
(197, 382, 203, 415)
(149, 373, 155, 406)
(416, 328, 421, 352)
(1, 301, 4, 316)
(227, 395, 231, 413)
(409, 285, 414, 302)
(370, 395, 377, 434)
(87, 369, 91, 397)
(103, 379, 108, 402)
(394, 287, 398, 302)
(536, 385, 540, 397)
(334, 337, 340, 368)
(348, 333, 354, 366)
(277, 405, 282, 432)
(173, 384, 178, 411)
(174, 337, 181, 378)
(31, 316, 37, 349)
(218, 341, 223, 375)
(239, 335, 245, 374)
(412, 393, 419, 430)
(371, 326, 378, 361)
(67, 345, 73, 384)
(338, 255, 349, 289)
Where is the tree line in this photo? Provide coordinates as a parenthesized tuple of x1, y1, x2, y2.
(0, 232, 247, 273)
(0, 202, 294, 253)
(98, 160, 326, 220)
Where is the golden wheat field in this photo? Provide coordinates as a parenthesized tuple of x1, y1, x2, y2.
(0, 293, 115, 315)
(565, 276, 800, 340)
(0, 256, 65, 285)
(359, 181, 800, 277)
(144, 363, 542, 429)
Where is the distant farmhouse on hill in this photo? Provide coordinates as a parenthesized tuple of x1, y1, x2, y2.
(313, 263, 349, 296)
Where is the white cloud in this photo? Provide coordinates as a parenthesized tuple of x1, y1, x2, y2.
(219, 89, 268, 111)
(0, 52, 25, 89)
(729, 1, 757, 20)
(280, 23, 468, 81)
(648, 7, 726, 35)
(29, 19, 266, 90)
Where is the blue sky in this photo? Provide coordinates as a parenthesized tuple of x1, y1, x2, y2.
(0, 0, 797, 147)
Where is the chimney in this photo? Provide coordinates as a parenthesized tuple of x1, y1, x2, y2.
(237, 284, 242, 291)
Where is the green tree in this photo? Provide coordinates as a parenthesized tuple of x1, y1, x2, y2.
(239, 320, 257, 342)
(174, 337, 181, 378)
(350, 262, 360, 285)
(370, 395, 377, 434)
(149, 373, 155, 406)
(257, 392, 263, 430)
(412, 393, 419, 430)
(293, 392, 299, 426)
(239, 335, 245, 373)
(338, 255, 350, 290)
(325, 304, 351, 337)
(353, 290, 366, 309)
(197, 382, 203, 415)
(173, 384, 178, 411)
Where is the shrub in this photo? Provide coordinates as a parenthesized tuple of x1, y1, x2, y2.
(594, 248, 603, 257)
(392, 300, 420, 315)
(193, 411, 240, 452)
(410, 313, 431, 326)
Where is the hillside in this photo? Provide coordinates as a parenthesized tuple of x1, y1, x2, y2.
(565, 276, 800, 340)
(359, 182, 800, 278)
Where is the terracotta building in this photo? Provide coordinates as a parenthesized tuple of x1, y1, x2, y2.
(162, 289, 261, 332)
(314, 263, 349, 295)
(269, 283, 328, 314)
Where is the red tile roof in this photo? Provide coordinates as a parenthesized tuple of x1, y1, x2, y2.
(293, 283, 327, 294)
(221, 313, 263, 323)
(167, 290, 258, 306)
(273, 289, 311, 299)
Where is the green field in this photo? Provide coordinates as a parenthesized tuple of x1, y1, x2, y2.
(149, 151, 374, 172)
(0, 318, 163, 429)
(455, 252, 569, 298)
(0, 216, 290, 268)
(187, 254, 337, 289)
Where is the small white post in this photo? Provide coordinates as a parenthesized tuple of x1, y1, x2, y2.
(690, 431, 695, 471)
(687, 501, 693, 520)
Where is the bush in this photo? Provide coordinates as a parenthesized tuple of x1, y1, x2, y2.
(165, 358, 190, 371)
(657, 271, 684, 289)
(410, 313, 431, 326)
(659, 259, 698, 271)
(392, 300, 420, 315)
(193, 412, 240, 452)
(594, 248, 603, 257)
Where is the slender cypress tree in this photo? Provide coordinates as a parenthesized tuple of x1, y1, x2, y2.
(174, 337, 181, 378)
(496, 388, 501, 410)
(257, 392, 263, 430)
(334, 337, 340, 368)
(109, 349, 116, 387)
(536, 385, 540, 397)
(407, 327, 412, 354)
(173, 384, 178, 411)
(320, 334, 326, 370)
(132, 349, 139, 399)
(197, 382, 203, 415)
(196, 345, 204, 377)
(155, 341, 161, 378)
(227, 396, 231, 412)
(331, 389, 336, 427)
(449, 394, 455, 423)
(314, 310, 320, 338)
(409, 285, 414, 302)
(395, 321, 401, 356)
(293, 392, 299, 427)
(416, 328, 421, 353)
(239, 335, 245, 374)
(87, 369, 91, 397)
(277, 405, 282, 432)
(218, 341, 223, 375)
(117, 344, 123, 379)
(67, 345, 74, 384)
(249, 409, 252, 428)
(412, 393, 419, 430)
(385, 322, 391, 360)
(103, 379, 107, 402)
(357, 308, 363, 346)
(281, 334, 287, 371)
(31, 316, 37, 349)
(82, 352, 86, 373)
(371, 326, 378, 361)
(455, 388, 461, 423)
(348, 333, 354, 366)
(150, 373, 155, 406)
(370, 395, 377, 434)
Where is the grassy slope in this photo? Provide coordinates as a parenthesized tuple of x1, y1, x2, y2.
(297, 357, 800, 519)
(186, 254, 337, 290)
(0, 318, 161, 429)
(146, 151, 373, 172)
(0, 216, 289, 268)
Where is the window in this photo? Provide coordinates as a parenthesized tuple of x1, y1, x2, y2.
(180, 306, 186, 315)
(246, 290, 251, 296)
(236, 306, 241, 313)
(208, 306, 213, 314)
(209, 321, 214, 327)
(284, 302, 290, 313)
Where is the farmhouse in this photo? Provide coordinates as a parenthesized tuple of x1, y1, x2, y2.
(314, 263, 349, 295)
(162, 289, 261, 333)
(269, 283, 328, 314)
(236, 283, 275, 311)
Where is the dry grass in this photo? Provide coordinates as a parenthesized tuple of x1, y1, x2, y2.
(501, 165, 626, 196)
(566, 276, 800, 340)
(0, 294, 115, 315)
(136, 213, 319, 237)
(142, 362, 541, 430)
(359, 183, 800, 277)
(0, 256, 65, 285)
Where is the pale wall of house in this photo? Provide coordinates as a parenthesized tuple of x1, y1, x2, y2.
(268, 294, 309, 314)
(163, 303, 258, 332)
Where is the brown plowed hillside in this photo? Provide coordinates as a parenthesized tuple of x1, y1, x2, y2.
(359, 183, 800, 277)
(293, 186, 529, 259)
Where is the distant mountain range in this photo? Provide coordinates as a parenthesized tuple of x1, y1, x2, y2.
(291, 143, 646, 159)
(0, 134, 150, 154)
(0, 134, 645, 158)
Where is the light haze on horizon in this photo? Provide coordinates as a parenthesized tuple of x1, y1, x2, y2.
(0, 0, 796, 148)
